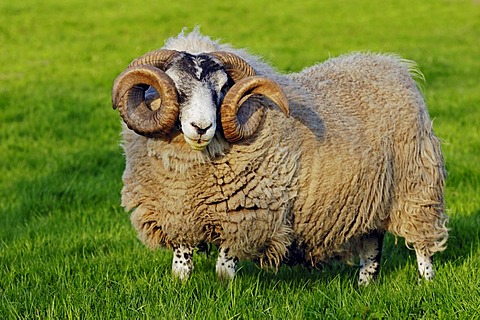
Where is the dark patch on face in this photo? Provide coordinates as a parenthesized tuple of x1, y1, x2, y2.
(172, 53, 198, 76)
(171, 52, 225, 81)
(167, 53, 227, 106)
(164, 52, 232, 127)
(197, 54, 224, 80)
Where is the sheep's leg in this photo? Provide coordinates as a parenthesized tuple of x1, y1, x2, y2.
(415, 249, 435, 281)
(215, 247, 238, 280)
(358, 231, 384, 286)
(172, 245, 194, 280)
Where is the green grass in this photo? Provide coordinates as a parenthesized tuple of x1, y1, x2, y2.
(1, 0, 479, 318)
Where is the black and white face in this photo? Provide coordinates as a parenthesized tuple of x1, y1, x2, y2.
(115, 49, 289, 150)
(164, 53, 230, 150)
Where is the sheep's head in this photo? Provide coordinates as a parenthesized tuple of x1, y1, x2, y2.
(112, 50, 289, 151)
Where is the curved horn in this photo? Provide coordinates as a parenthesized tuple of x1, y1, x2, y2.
(128, 49, 179, 69)
(220, 76, 290, 142)
(112, 65, 179, 137)
(112, 50, 180, 137)
(210, 51, 256, 81)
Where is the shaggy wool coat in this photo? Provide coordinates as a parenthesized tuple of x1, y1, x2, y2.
(120, 31, 448, 267)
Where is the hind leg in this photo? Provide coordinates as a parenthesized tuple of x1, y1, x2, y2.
(415, 248, 435, 280)
(358, 231, 384, 286)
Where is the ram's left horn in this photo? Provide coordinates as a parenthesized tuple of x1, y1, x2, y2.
(220, 76, 290, 142)
(210, 51, 256, 81)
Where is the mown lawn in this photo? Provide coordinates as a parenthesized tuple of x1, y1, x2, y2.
(1, 0, 479, 318)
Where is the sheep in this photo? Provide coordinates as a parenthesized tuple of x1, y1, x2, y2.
(112, 29, 448, 285)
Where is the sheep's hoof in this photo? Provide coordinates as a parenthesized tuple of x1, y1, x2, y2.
(216, 267, 235, 280)
(358, 259, 381, 286)
(172, 267, 192, 281)
(358, 269, 378, 286)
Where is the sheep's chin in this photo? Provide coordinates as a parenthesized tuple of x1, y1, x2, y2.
(184, 136, 211, 151)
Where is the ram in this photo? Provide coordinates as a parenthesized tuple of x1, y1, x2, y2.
(112, 29, 448, 285)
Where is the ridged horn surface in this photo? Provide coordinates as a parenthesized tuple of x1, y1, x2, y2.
(220, 76, 290, 142)
(210, 51, 256, 82)
(112, 65, 179, 137)
(128, 49, 179, 69)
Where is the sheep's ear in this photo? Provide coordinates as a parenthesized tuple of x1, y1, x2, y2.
(220, 76, 289, 142)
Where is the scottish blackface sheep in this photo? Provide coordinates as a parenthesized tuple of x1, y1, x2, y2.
(112, 29, 448, 285)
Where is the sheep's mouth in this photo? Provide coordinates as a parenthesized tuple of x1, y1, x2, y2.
(183, 135, 211, 151)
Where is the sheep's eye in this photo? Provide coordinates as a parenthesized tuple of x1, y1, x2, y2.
(221, 82, 229, 93)
(221, 77, 235, 93)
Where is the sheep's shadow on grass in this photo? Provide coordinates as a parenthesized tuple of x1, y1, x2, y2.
(437, 211, 480, 263)
(226, 211, 478, 288)
(379, 210, 480, 272)
(126, 209, 477, 290)
(238, 260, 357, 288)
(187, 244, 354, 287)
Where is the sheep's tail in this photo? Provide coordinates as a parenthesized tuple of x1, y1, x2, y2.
(388, 101, 448, 256)
(401, 58, 426, 92)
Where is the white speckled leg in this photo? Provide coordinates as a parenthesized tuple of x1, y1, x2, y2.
(415, 249, 435, 281)
(215, 247, 238, 280)
(172, 245, 194, 280)
(358, 232, 384, 286)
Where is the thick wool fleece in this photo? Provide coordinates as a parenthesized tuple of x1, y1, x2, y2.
(286, 53, 447, 263)
(122, 119, 299, 266)
(120, 29, 447, 268)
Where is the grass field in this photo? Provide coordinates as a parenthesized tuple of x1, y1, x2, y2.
(1, 0, 479, 318)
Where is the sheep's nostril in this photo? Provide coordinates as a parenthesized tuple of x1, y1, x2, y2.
(191, 122, 212, 135)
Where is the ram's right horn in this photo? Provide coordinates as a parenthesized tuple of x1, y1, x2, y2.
(220, 76, 290, 142)
(112, 50, 180, 137)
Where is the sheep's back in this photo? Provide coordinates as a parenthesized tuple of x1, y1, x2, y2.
(286, 53, 428, 263)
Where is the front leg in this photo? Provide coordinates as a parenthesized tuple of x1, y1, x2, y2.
(215, 247, 238, 280)
(172, 245, 194, 280)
